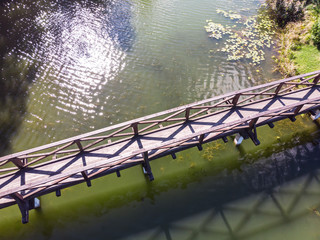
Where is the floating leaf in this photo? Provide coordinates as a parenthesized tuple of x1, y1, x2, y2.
(205, 8, 275, 65)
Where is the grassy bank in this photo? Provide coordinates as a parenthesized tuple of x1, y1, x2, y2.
(270, 3, 320, 76)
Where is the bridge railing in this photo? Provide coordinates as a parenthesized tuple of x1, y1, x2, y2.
(0, 70, 320, 176)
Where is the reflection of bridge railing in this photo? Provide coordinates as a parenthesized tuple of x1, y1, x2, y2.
(116, 137, 320, 240)
(143, 156, 320, 240)
(0, 70, 320, 224)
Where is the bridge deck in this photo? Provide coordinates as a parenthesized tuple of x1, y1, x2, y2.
(1, 71, 320, 223)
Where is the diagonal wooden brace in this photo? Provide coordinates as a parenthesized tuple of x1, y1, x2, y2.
(142, 152, 154, 181)
(11, 158, 25, 169)
(294, 104, 303, 115)
(313, 74, 320, 84)
(249, 117, 259, 129)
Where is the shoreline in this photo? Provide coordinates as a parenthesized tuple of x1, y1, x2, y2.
(271, 3, 320, 76)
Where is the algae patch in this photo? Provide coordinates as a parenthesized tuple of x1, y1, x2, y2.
(205, 7, 275, 65)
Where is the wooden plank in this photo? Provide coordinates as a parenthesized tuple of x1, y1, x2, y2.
(0, 78, 320, 213)
(1, 70, 319, 163)
(1, 94, 319, 200)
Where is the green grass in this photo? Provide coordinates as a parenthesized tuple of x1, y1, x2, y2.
(294, 44, 320, 74)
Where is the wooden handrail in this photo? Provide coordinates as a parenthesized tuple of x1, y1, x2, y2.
(1, 95, 320, 198)
(0, 70, 319, 171)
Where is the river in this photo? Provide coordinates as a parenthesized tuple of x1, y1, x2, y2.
(1, 0, 320, 239)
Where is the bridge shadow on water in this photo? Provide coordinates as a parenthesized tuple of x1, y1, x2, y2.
(113, 136, 320, 240)
(6, 127, 319, 240)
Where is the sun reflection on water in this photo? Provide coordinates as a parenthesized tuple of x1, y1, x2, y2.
(35, 2, 126, 98)
(6, 0, 134, 144)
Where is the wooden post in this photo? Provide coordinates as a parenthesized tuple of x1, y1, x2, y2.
(171, 153, 177, 159)
(289, 116, 296, 122)
(232, 94, 241, 106)
(275, 83, 284, 95)
(142, 152, 154, 181)
(197, 134, 205, 151)
(10, 193, 37, 224)
(313, 74, 320, 84)
(222, 136, 228, 143)
(185, 108, 190, 121)
(268, 122, 275, 128)
(81, 171, 92, 187)
(131, 123, 139, 136)
(75, 140, 84, 152)
(246, 126, 260, 146)
(246, 118, 260, 145)
(56, 189, 61, 197)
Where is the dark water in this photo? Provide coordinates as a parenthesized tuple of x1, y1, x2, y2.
(1, 0, 320, 239)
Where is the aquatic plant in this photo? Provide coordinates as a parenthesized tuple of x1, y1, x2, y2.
(205, 9, 275, 65)
(204, 21, 231, 39)
(216, 9, 241, 20)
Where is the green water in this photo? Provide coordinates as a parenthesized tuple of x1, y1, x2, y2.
(1, 0, 320, 239)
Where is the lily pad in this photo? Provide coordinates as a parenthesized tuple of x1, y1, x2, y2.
(205, 8, 275, 65)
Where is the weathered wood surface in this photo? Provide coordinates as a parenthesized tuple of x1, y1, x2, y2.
(1, 70, 320, 223)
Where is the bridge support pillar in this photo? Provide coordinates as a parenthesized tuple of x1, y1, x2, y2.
(10, 194, 40, 224)
(56, 189, 61, 197)
(142, 152, 154, 181)
(246, 126, 260, 146)
(310, 110, 320, 121)
(268, 122, 275, 128)
(234, 134, 244, 146)
(171, 153, 177, 159)
(29, 197, 41, 209)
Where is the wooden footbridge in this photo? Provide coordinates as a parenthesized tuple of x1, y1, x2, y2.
(1, 71, 320, 223)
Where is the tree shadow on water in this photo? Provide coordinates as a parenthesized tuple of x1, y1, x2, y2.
(0, 2, 42, 156)
(0, 0, 135, 156)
